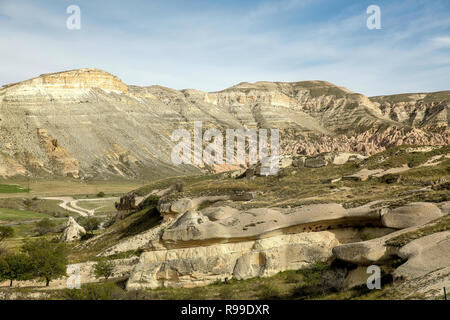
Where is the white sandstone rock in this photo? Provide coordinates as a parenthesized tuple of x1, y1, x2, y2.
(60, 217, 86, 242)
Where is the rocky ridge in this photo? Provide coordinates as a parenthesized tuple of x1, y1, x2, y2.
(0, 69, 448, 179)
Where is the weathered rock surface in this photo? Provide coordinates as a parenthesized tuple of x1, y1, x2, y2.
(157, 194, 253, 216)
(332, 236, 398, 265)
(160, 203, 382, 247)
(393, 231, 450, 280)
(126, 232, 339, 290)
(381, 202, 443, 229)
(0, 68, 448, 179)
(60, 217, 86, 242)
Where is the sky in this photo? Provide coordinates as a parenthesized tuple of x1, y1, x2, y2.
(0, 0, 449, 96)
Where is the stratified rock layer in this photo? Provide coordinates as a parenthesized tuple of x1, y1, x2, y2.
(0, 69, 448, 179)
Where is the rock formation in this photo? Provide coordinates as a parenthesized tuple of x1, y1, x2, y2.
(0, 69, 448, 179)
(60, 217, 86, 242)
(105, 197, 447, 290)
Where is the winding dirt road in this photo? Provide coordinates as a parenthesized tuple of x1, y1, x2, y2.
(41, 196, 118, 217)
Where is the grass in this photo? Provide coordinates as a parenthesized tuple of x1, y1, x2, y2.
(0, 207, 50, 222)
(0, 198, 72, 218)
(363, 145, 449, 170)
(75, 199, 117, 215)
(386, 215, 450, 247)
(67, 205, 162, 263)
(0, 184, 29, 193)
(41, 260, 410, 300)
(0, 179, 143, 199)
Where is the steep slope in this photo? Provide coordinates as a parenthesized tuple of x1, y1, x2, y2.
(0, 68, 448, 179)
(370, 91, 449, 130)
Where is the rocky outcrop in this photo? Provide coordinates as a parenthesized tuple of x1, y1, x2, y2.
(157, 194, 253, 216)
(160, 203, 384, 248)
(3, 68, 128, 93)
(394, 231, 450, 280)
(60, 217, 86, 242)
(381, 202, 443, 229)
(370, 91, 449, 129)
(0, 69, 447, 179)
(126, 232, 339, 290)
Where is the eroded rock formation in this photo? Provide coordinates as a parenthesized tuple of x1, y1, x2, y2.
(0, 69, 448, 179)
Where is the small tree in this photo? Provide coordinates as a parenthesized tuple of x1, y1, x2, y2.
(34, 218, 56, 236)
(77, 217, 100, 233)
(0, 226, 14, 242)
(21, 238, 69, 287)
(0, 253, 33, 287)
(93, 259, 115, 281)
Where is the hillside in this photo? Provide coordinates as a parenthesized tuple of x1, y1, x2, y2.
(0, 68, 448, 179)
(1, 145, 448, 300)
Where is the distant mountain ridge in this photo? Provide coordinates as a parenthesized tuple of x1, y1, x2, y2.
(0, 68, 448, 179)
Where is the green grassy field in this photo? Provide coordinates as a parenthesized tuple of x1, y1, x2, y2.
(0, 207, 50, 222)
(76, 199, 117, 215)
(0, 179, 143, 199)
(0, 184, 30, 193)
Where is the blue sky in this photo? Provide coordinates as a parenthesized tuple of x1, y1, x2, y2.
(0, 0, 449, 96)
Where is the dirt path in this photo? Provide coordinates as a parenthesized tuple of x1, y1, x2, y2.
(40, 196, 118, 217)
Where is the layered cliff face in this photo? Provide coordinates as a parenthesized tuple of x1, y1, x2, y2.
(0, 68, 448, 179)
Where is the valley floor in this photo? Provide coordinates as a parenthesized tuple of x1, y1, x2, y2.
(0, 145, 449, 300)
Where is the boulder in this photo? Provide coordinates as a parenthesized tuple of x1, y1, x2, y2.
(170, 198, 195, 214)
(332, 237, 398, 265)
(126, 232, 338, 290)
(305, 157, 327, 168)
(393, 231, 450, 280)
(439, 201, 450, 215)
(292, 156, 306, 167)
(381, 202, 443, 229)
(161, 203, 382, 247)
(60, 217, 86, 242)
(343, 168, 384, 182)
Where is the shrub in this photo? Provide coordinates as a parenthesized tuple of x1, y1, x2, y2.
(63, 282, 125, 300)
(102, 214, 115, 229)
(93, 259, 115, 280)
(97, 192, 105, 198)
(140, 195, 160, 208)
(77, 217, 100, 232)
(258, 284, 280, 299)
(34, 218, 56, 236)
(0, 226, 14, 242)
(298, 261, 329, 286)
(380, 174, 400, 184)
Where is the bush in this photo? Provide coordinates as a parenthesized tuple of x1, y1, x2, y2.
(93, 259, 115, 280)
(0, 226, 14, 242)
(380, 174, 401, 184)
(34, 218, 56, 236)
(63, 282, 125, 300)
(77, 217, 100, 232)
(139, 195, 160, 208)
(97, 192, 105, 198)
(297, 261, 329, 286)
(258, 284, 280, 299)
(102, 214, 115, 229)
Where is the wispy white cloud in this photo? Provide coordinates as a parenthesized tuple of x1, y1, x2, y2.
(0, 0, 448, 96)
(432, 36, 450, 47)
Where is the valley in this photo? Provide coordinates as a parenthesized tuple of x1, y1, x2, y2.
(0, 69, 448, 300)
